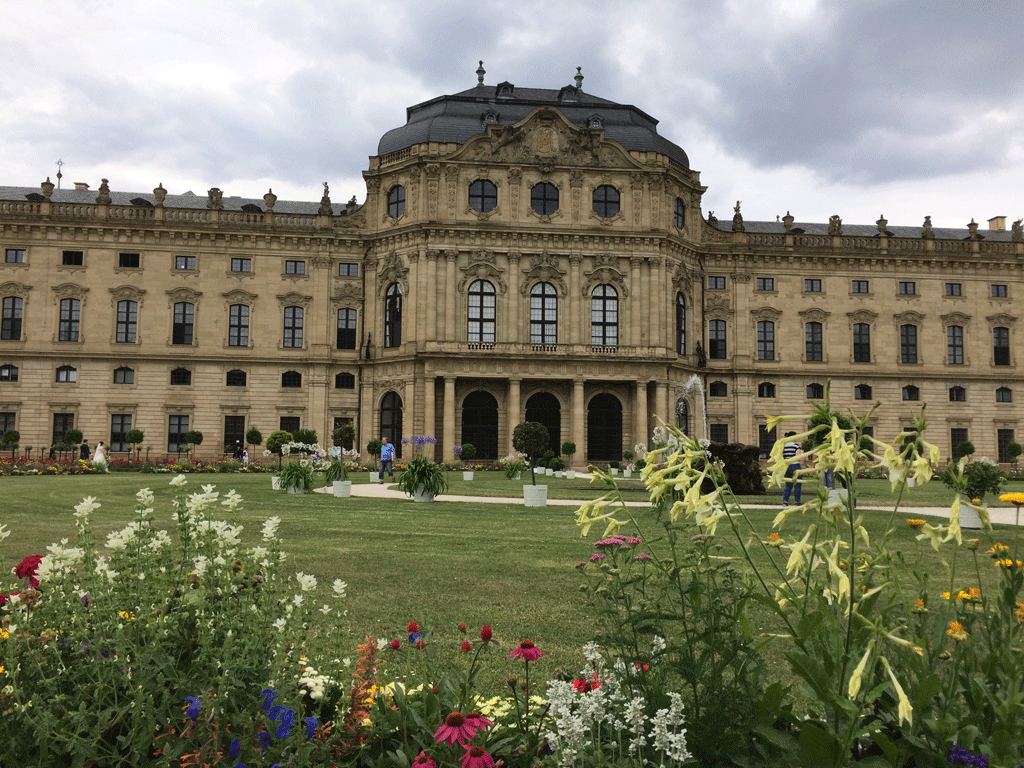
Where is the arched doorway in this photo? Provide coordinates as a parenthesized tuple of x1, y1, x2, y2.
(524, 392, 561, 455)
(461, 391, 499, 459)
(379, 391, 403, 458)
(588, 393, 622, 462)
(676, 397, 690, 436)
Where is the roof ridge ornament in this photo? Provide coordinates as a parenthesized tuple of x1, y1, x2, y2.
(476, 60, 485, 86)
(574, 66, 584, 91)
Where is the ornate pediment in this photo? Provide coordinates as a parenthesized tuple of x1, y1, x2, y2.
(276, 291, 312, 309)
(458, 259, 507, 295)
(941, 312, 971, 326)
(847, 309, 878, 324)
(751, 307, 781, 322)
(455, 107, 640, 169)
(377, 252, 409, 295)
(672, 263, 695, 294)
(519, 251, 567, 296)
(52, 283, 88, 300)
(893, 310, 925, 324)
(332, 283, 364, 305)
(706, 294, 732, 318)
(798, 307, 831, 323)
(166, 287, 202, 302)
(223, 289, 258, 304)
(583, 265, 628, 298)
(987, 313, 1018, 326)
(110, 285, 145, 302)
(0, 281, 32, 296)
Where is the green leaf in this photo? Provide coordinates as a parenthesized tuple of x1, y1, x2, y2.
(797, 721, 840, 765)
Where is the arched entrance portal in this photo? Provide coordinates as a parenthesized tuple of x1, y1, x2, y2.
(524, 392, 561, 455)
(379, 391, 403, 458)
(461, 391, 499, 459)
(588, 393, 622, 462)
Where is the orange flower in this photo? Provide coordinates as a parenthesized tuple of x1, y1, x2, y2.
(906, 519, 926, 528)
(946, 621, 968, 641)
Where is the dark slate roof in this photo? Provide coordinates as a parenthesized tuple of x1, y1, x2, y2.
(717, 219, 1018, 242)
(0, 185, 351, 216)
(377, 81, 690, 169)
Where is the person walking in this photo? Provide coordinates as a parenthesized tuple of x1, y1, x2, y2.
(93, 441, 108, 471)
(781, 432, 803, 506)
(80, 440, 90, 461)
(379, 437, 395, 483)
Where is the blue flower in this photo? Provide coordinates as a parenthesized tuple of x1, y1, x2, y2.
(267, 704, 295, 739)
(409, 631, 422, 644)
(256, 731, 272, 751)
(229, 738, 241, 759)
(305, 716, 318, 740)
(259, 688, 276, 712)
(184, 696, 202, 721)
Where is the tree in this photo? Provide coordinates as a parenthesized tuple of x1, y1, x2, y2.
(266, 430, 294, 469)
(513, 421, 550, 486)
(292, 428, 318, 448)
(245, 426, 263, 456)
(367, 438, 383, 471)
(125, 429, 145, 464)
(957, 440, 976, 460)
(1007, 441, 1023, 467)
(1, 428, 19, 460)
(185, 430, 204, 458)
(561, 440, 577, 469)
(333, 421, 356, 449)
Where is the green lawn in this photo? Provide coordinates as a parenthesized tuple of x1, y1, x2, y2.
(4, 470, 1024, 692)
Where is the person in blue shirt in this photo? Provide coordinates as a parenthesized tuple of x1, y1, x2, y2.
(380, 437, 395, 483)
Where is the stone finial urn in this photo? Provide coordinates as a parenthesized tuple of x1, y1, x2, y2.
(154, 183, 167, 205)
(41, 177, 55, 199)
(263, 189, 277, 212)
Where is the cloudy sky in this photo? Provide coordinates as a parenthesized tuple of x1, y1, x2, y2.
(3, 0, 1021, 229)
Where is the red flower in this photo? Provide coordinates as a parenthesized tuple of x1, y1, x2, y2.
(510, 640, 545, 662)
(458, 622, 467, 632)
(460, 745, 496, 768)
(412, 752, 437, 768)
(389, 639, 401, 650)
(572, 673, 602, 692)
(461, 641, 472, 652)
(434, 711, 486, 746)
(407, 621, 420, 633)
(415, 639, 426, 649)
(480, 625, 492, 643)
(15, 555, 44, 588)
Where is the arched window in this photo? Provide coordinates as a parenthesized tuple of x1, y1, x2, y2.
(380, 391, 403, 456)
(675, 293, 686, 355)
(283, 306, 303, 348)
(758, 382, 776, 398)
(337, 308, 357, 349)
(949, 385, 966, 402)
(1, 297, 23, 340)
(530, 282, 557, 345)
(805, 322, 822, 361)
(113, 366, 134, 384)
(226, 369, 247, 387)
(335, 372, 355, 389)
(467, 280, 496, 343)
(468, 179, 497, 213)
(676, 397, 689, 435)
(172, 302, 194, 345)
(56, 365, 76, 383)
(229, 304, 249, 347)
(590, 284, 618, 346)
(806, 382, 825, 399)
(282, 370, 302, 388)
(674, 197, 685, 229)
(592, 185, 620, 217)
(0, 364, 17, 382)
(587, 393, 623, 462)
(525, 392, 561, 455)
(854, 383, 872, 400)
(757, 321, 775, 361)
(709, 380, 728, 397)
(902, 384, 920, 401)
(387, 185, 405, 218)
(384, 283, 403, 348)
(116, 300, 137, 343)
(170, 367, 191, 385)
(530, 183, 559, 215)
(997, 386, 1013, 403)
(59, 298, 80, 342)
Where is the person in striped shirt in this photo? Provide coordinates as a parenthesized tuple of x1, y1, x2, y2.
(781, 432, 803, 506)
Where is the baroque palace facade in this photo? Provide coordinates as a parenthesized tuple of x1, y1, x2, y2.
(1, 71, 1023, 462)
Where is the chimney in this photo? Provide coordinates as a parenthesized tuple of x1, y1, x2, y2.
(74, 182, 90, 190)
(988, 216, 1007, 231)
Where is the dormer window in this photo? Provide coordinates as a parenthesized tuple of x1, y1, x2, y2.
(558, 85, 578, 103)
(129, 197, 153, 207)
(481, 109, 499, 126)
(496, 81, 515, 99)
(586, 114, 604, 130)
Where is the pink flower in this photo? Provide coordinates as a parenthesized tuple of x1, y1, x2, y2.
(637, 553, 653, 560)
(461, 641, 472, 652)
(464, 711, 493, 731)
(434, 712, 486, 746)
(460, 745, 496, 768)
(15, 555, 43, 588)
(480, 625, 492, 643)
(510, 641, 545, 662)
(589, 553, 606, 562)
(412, 752, 437, 768)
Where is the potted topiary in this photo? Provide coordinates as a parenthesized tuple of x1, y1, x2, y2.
(561, 441, 577, 480)
(246, 426, 263, 459)
(541, 449, 556, 476)
(185, 429, 204, 460)
(513, 421, 550, 507)
(1008, 441, 1023, 471)
(622, 450, 634, 478)
(278, 459, 314, 494)
(367, 438, 383, 483)
(266, 429, 294, 487)
(550, 456, 566, 477)
(396, 457, 449, 502)
(126, 428, 145, 468)
(324, 458, 351, 498)
(609, 460, 620, 476)
(460, 443, 477, 481)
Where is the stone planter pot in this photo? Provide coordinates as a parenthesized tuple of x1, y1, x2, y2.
(545, 467, 554, 476)
(271, 476, 281, 490)
(369, 472, 380, 483)
(462, 471, 474, 481)
(333, 480, 352, 498)
(286, 485, 303, 494)
(412, 485, 435, 503)
(565, 469, 575, 480)
(960, 503, 984, 529)
(611, 468, 619, 476)
(623, 469, 632, 478)
(523, 484, 548, 507)
(555, 471, 564, 478)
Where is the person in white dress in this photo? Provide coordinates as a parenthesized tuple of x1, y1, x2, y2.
(93, 441, 108, 471)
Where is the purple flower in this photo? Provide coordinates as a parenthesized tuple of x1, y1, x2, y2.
(229, 738, 240, 759)
(184, 696, 202, 721)
(305, 716, 318, 739)
(260, 688, 276, 711)
(637, 553, 653, 560)
(267, 705, 295, 738)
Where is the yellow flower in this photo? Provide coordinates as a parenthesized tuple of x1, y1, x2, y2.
(987, 543, 1010, 559)
(999, 492, 1024, 505)
(913, 599, 928, 614)
(906, 519, 926, 528)
(768, 532, 780, 542)
(915, 522, 946, 551)
(879, 656, 913, 725)
(946, 621, 968, 641)
(1016, 602, 1024, 623)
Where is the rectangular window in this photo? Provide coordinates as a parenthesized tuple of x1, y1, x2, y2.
(0, 411, 15, 432)
(172, 302, 194, 345)
(110, 414, 132, 452)
(283, 306, 303, 348)
(285, 260, 306, 275)
(900, 324, 918, 364)
(118, 252, 140, 268)
(998, 429, 1015, 463)
(805, 322, 823, 361)
(62, 250, 84, 266)
(168, 415, 189, 453)
(946, 283, 962, 296)
(947, 326, 964, 364)
(337, 308, 357, 349)
(231, 258, 251, 273)
(758, 424, 776, 460)
(59, 298, 80, 342)
(992, 284, 1008, 298)
(898, 281, 916, 295)
(5, 248, 25, 263)
(338, 262, 359, 277)
(853, 323, 871, 363)
(852, 280, 869, 294)
(709, 423, 729, 444)
(708, 276, 726, 290)
(804, 279, 822, 292)
(994, 327, 1010, 365)
(951, 428, 968, 460)
(116, 300, 137, 343)
(757, 320, 774, 361)
(228, 304, 250, 347)
(1, 296, 23, 340)
(224, 415, 245, 454)
(755, 277, 774, 291)
(175, 255, 196, 270)
(279, 416, 300, 434)
(997, 387, 1013, 403)
(52, 413, 74, 446)
(113, 367, 134, 384)
(708, 320, 727, 359)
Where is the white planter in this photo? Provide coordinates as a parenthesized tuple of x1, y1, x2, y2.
(565, 469, 575, 480)
(412, 485, 435, 503)
(523, 484, 548, 507)
(271, 476, 281, 490)
(369, 472, 380, 483)
(906, 477, 916, 488)
(623, 469, 632, 478)
(960, 503, 983, 529)
(333, 480, 352, 498)
(555, 471, 564, 478)
(611, 468, 619, 476)
(546, 467, 554, 476)
(462, 471, 474, 481)
(287, 485, 303, 494)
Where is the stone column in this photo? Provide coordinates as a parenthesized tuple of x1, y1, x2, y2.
(426, 250, 439, 343)
(443, 376, 456, 459)
(508, 377, 521, 454)
(654, 257, 667, 350)
(641, 259, 652, 348)
(444, 251, 457, 341)
(569, 253, 582, 347)
(572, 378, 585, 464)
(406, 251, 420, 351)
(405, 378, 416, 438)
(423, 374, 436, 454)
(507, 252, 521, 345)
(415, 248, 428, 348)
(656, 381, 669, 433)
(635, 381, 649, 453)
(630, 256, 643, 347)
(359, 380, 373, 461)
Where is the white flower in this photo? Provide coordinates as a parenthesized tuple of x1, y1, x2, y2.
(262, 517, 281, 541)
(376, 638, 389, 650)
(332, 579, 348, 598)
(273, 617, 287, 632)
(74, 496, 100, 519)
(292, 594, 304, 607)
(221, 489, 243, 511)
(192, 556, 209, 577)
(319, 604, 332, 615)
(0, 523, 9, 543)
(169, 474, 188, 487)
(296, 572, 317, 592)
(136, 488, 155, 507)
